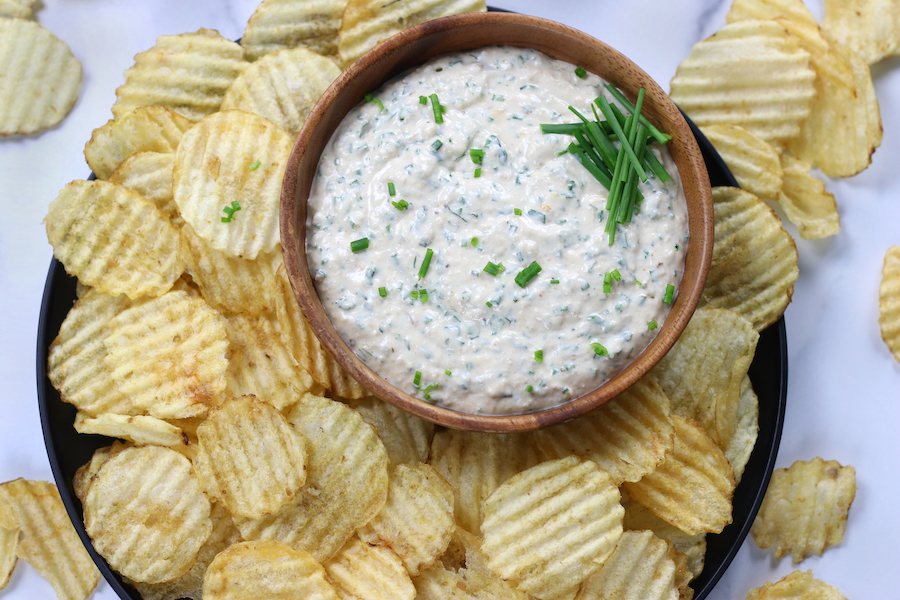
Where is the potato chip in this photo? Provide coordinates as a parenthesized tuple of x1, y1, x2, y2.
(84, 106, 193, 180)
(0, 479, 100, 600)
(750, 457, 856, 562)
(338, 0, 487, 67)
(669, 19, 816, 148)
(348, 396, 434, 465)
(777, 154, 840, 239)
(0, 19, 81, 135)
(204, 540, 340, 600)
(622, 415, 735, 536)
(0, 0, 36, 18)
(481, 456, 624, 600)
(428, 428, 541, 535)
(412, 563, 476, 600)
(72, 441, 132, 503)
(221, 47, 341, 136)
(0, 498, 20, 591)
(745, 570, 848, 600)
(431, 526, 530, 600)
(533, 376, 675, 484)
(74, 411, 186, 447)
(235, 393, 388, 562)
(108, 151, 179, 223)
(223, 311, 313, 409)
(574, 530, 679, 600)
(701, 187, 798, 332)
(725, 0, 818, 26)
(361, 463, 454, 576)
(173, 110, 292, 260)
(103, 290, 229, 419)
(726, 376, 759, 485)
(112, 28, 247, 121)
(822, 0, 900, 64)
(324, 536, 416, 600)
(46, 179, 187, 300)
(84, 446, 212, 583)
(195, 395, 307, 519)
(880, 246, 900, 363)
(241, 0, 350, 61)
(699, 124, 782, 201)
(650, 307, 758, 447)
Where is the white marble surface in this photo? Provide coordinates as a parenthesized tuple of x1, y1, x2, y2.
(1, 1, 898, 598)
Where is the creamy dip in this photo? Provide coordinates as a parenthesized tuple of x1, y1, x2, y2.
(307, 47, 688, 414)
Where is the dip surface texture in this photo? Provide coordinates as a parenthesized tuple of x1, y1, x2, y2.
(307, 47, 687, 414)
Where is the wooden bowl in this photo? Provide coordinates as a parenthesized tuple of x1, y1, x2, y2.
(281, 11, 713, 433)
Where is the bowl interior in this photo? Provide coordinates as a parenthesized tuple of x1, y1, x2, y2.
(281, 11, 713, 432)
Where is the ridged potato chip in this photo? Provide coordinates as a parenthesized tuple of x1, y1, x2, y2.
(700, 124, 782, 201)
(241, 0, 350, 61)
(777, 154, 840, 239)
(235, 393, 388, 562)
(173, 110, 292, 260)
(0, 19, 81, 135)
(574, 530, 679, 600)
(204, 540, 339, 600)
(822, 0, 900, 64)
(338, 0, 487, 66)
(324, 537, 416, 600)
(669, 19, 816, 148)
(880, 246, 900, 363)
(725, 0, 817, 26)
(751, 457, 856, 562)
(103, 290, 229, 419)
(72, 441, 132, 503)
(650, 307, 759, 447)
(74, 411, 186, 447)
(112, 28, 247, 121)
(412, 563, 475, 600)
(726, 376, 759, 485)
(622, 415, 735, 536)
(84, 446, 212, 583)
(431, 526, 530, 600)
(0, 479, 100, 600)
(347, 396, 434, 465)
(533, 376, 675, 484)
(108, 152, 179, 223)
(702, 187, 798, 332)
(0, 522, 18, 590)
(0, 0, 36, 18)
(46, 179, 187, 299)
(745, 570, 848, 600)
(221, 47, 341, 136)
(428, 428, 541, 536)
(195, 395, 307, 519)
(84, 106, 193, 179)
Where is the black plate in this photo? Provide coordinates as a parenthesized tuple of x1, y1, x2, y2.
(36, 117, 785, 599)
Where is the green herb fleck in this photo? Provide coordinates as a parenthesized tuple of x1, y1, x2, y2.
(534, 349, 543, 363)
(419, 289, 429, 303)
(591, 342, 608, 356)
(515, 261, 542, 288)
(445, 369, 452, 376)
(432, 140, 443, 151)
(514, 208, 523, 216)
(471, 237, 478, 247)
(418, 248, 434, 279)
(392, 199, 409, 210)
(574, 66, 587, 78)
(526, 385, 534, 392)
(474, 168, 482, 178)
(388, 182, 396, 196)
(364, 93, 385, 112)
(350, 238, 369, 253)
(249, 159, 261, 171)
(430, 94, 443, 124)
(483, 261, 503, 276)
(648, 320, 658, 330)
(379, 287, 387, 297)
(550, 279, 560, 284)
(414, 371, 422, 386)
(469, 148, 484, 164)
(663, 284, 675, 304)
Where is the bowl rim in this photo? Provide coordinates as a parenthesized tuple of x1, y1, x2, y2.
(280, 11, 714, 432)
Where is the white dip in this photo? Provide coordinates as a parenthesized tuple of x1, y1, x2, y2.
(307, 46, 688, 414)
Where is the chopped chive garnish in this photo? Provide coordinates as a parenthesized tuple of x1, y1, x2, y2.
(221, 217, 231, 223)
(540, 123, 585, 134)
(483, 261, 503, 276)
(350, 238, 369, 253)
(410, 290, 419, 299)
(445, 369, 452, 376)
(414, 371, 422, 386)
(388, 182, 396, 196)
(486, 301, 493, 308)
(527, 209, 546, 224)
(469, 148, 484, 164)
(550, 279, 560, 284)
(597, 94, 647, 181)
(222, 201, 241, 222)
(514, 208, 522, 215)
(249, 159, 261, 171)
(635, 280, 643, 286)
(474, 168, 482, 178)
(392, 199, 409, 210)
(432, 140, 443, 151)
(574, 66, 587, 78)
(604, 84, 671, 144)
(515, 261, 542, 288)
(603, 272, 612, 293)
(378, 287, 387, 297)
(526, 385, 534, 392)
(364, 93, 385, 112)
(418, 248, 434, 279)
(429, 94, 443, 124)
(663, 284, 675, 304)
(419, 95, 428, 105)
(591, 342, 608, 356)
(534, 350, 543, 363)
(419, 289, 429, 303)
(610, 269, 621, 281)
(423, 383, 439, 393)
(471, 237, 478, 246)
(648, 320, 658, 330)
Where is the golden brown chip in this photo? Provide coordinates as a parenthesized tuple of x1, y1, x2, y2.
(533, 376, 674, 484)
(204, 540, 340, 600)
(241, 0, 350, 61)
(324, 536, 416, 600)
(72, 441, 133, 503)
(880, 246, 900, 363)
(84, 106, 193, 180)
(112, 28, 247, 121)
(0, 498, 19, 591)
(751, 458, 856, 562)
(701, 187, 799, 332)
(725, 0, 818, 26)
(173, 110, 292, 260)
(0, 19, 81, 135)
(108, 151, 179, 223)
(574, 530, 679, 600)
(428, 428, 541, 536)
(84, 446, 212, 583)
(622, 415, 735, 536)
(348, 396, 434, 465)
(669, 19, 816, 148)
(822, 0, 900, 64)
(745, 570, 849, 600)
(0, 0, 36, 18)
(726, 376, 759, 485)
(195, 395, 307, 519)
(777, 154, 841, 239)
(46, 179, 187, 299)
(0, 479, 100, 600)
(74, 411, 185, 447)
(221, 47, 341, 136)
(700, 124, 782, 201)
(235, 393, 388, 562)
(103, 290, 229, 419)
(338, 0, 487, 66)
(481, 456, 624, 600)
(650, 307, 759, 447)
(412, 563, 475, 600)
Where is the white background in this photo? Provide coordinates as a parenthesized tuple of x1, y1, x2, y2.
(1, 1, 898, 598)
